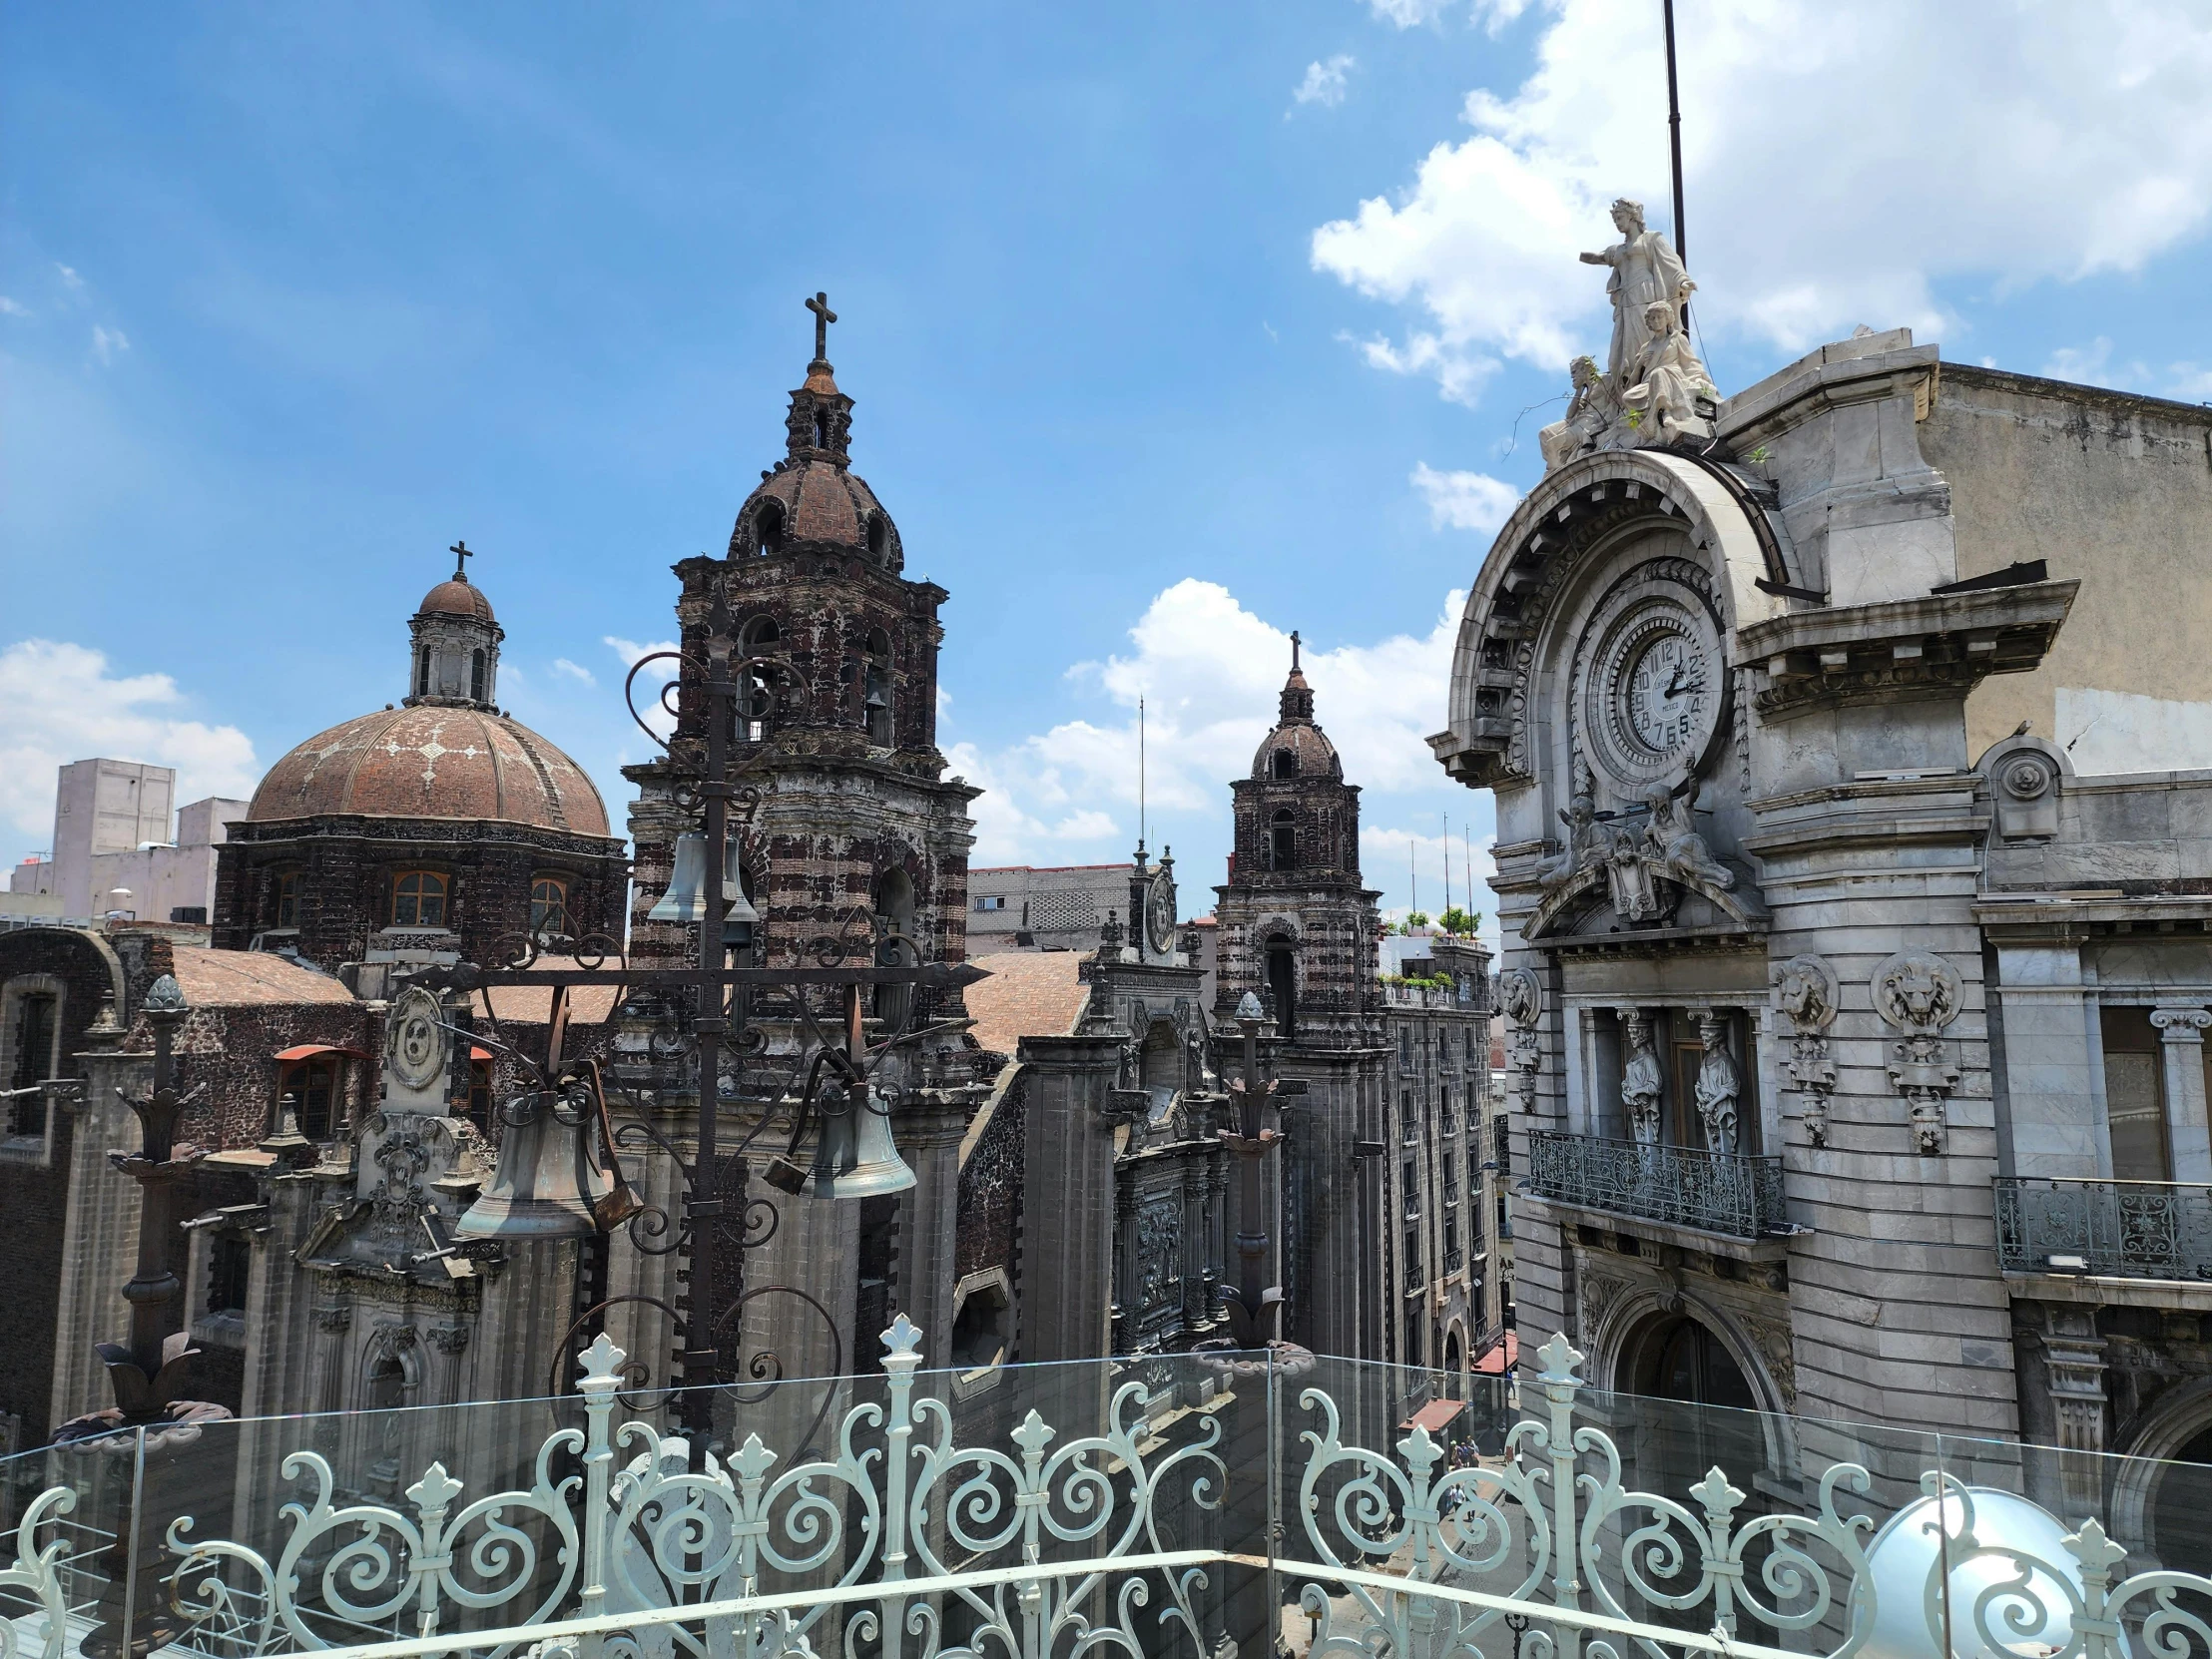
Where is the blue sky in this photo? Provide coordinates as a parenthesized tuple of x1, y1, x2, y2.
(6, 1, 2210, 933)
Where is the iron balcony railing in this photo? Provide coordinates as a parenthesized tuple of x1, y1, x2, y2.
(1995, 1175, 2212, 1280)
(1526, 1129, 1791, 1241)
(1444, 1247, 1464, 1274)
(6, 1317, 2208, 1659)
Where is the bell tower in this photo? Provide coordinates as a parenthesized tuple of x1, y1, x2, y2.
(404, 541, 503, 711)
(616, 294, 986, 1381)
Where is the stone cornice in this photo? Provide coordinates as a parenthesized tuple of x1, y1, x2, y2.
(1737, 581, 2076, 719)
(1715, 339, 1940, 451)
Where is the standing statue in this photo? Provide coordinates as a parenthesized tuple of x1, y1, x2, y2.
(1580, 199, 1694, 384)
(1694, 1010, 1740, 1155)
(1621, 301, 1717, 443)
(1621, 1009, 1664, 1145)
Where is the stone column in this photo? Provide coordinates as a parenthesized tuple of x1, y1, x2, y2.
(2150, 1007, 2212, 1183)
(891, 1091, 974, 1372)
(2036, 1303, 2109, 1515)
(1013, 1035, 1125, 1364)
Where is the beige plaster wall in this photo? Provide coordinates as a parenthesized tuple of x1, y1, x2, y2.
(1919, 365, 2212, 772)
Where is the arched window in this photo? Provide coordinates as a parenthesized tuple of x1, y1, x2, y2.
(530, 876, 570, 938)
(391, 870, 448, 927)
(1269, 810, 1298, 870)
(756, 502, 786, 556)
(470, 649, 486, 704)
(813, 407, 828, 449)
(738, 617, 783, 741)
(1272, 749, 1299, 781)
(865, 512, 888, 561)
(1139, 1019, 1181, 1102)
(873, 867, 917, 1025)
(365, 1353, 406, 1413)
(863, 628, 893, 745)
(1265, 935, 1296, 1039)
(415, 650, 430, 698)
(5, 986, 60, 1138)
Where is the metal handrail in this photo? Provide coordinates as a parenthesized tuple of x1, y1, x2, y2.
(1525, 1129, 1789, 1240)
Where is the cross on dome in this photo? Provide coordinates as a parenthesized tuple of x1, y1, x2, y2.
(449, 540, 473, 581)
(806, 290, 837, 365)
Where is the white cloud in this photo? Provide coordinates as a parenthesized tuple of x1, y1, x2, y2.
(552, 657, 597, 686)
(0, 296, 27, 318)
(0, 641, 259, 849)
(1411, 462, 1520, 531)
(1314, 1, 2212, 400)
(1344, 328, 1498, 406)
(1364, 822, 1499, 935)
(1368, 0, 1452, 25)
(90, 324, 129, 365)
(604, 635, 682, 736)
(951, 579, 1464, 863)
(2169, 362, 2212, 399)
(55, 264, 82, 289)
(1293, 54, 1356, 110)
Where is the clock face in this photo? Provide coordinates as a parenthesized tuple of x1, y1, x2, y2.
(1575, 572, 1726, 798)
(1145, 869, 1177, 954)
(1622, 625, 1710, 758)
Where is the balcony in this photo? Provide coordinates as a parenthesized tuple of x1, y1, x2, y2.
(1444, 1247, 1464, 1274)
(1526, 1130, 1790, 1242)
(1996, 1176, 2212, 1281)
(7, 1318, 2208, 1659)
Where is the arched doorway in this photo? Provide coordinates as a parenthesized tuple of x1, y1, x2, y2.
(1443, 1328, 1463, 1374)
(1139, 1019, 1181, 1113)
(2148, 1420, 2212, 1570)
(1640, 1317, 1759, 1411)
(1265, 935, 1296, 1038)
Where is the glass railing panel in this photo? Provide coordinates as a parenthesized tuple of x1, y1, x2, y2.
(0, 1427, 142, 1656)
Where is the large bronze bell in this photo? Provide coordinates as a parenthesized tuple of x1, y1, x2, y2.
(456, 1082, 600, 1239)
(783, 1078, 915, 1200)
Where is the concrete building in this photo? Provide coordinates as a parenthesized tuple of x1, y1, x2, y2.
(48, 759, 174, 921)
(966, 863, 1134, 953)
(84, 795, 248, 924)
(1435, 274, 2212, 1539)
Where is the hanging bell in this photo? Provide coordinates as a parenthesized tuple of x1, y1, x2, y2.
(648, 832, 759, 927)
(792, 1080, 915, 1200)
(456, 1088, 599, 1240)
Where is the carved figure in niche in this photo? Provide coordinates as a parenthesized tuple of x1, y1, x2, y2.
(1694, 1011, 1740, 1156)
(1538, 355, 1624, 472)
(1644, 786, 1736, 891)
(1536, 780, 1607, 889)
(1621, 301, 1717, 441)
(1620, 1009, 1663, 1145)
(1579, 198, 1694, 383)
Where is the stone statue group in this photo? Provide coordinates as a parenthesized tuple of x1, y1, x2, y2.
(1539, 199, 1718, 471)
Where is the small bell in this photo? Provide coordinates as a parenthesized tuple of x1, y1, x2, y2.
(779, 1080, 915, 1200)
(648, 833, 760, 928)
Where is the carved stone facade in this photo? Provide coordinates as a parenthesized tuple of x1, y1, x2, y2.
(1442, 233, 2212, 1522)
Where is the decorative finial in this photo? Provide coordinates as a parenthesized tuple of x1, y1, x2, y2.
(450, 540, 473, 582)
(806, 290, 837, 365)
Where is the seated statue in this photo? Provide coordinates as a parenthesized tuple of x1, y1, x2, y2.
(1538, 355, 1622, 471)
(1644, 786, 1735, 891)
(1620, 300, 1716, 443)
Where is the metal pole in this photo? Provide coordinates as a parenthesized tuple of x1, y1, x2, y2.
(684, 618, 735, 1465)
(1663, 0, 1688, 329)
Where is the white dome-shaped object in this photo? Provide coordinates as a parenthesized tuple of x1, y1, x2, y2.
(1852, 1485, 2129, 1659)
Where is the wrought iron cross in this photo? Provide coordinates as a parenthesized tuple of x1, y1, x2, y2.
(450, 539, 473, 580)
(1291, 629, 1302, 671)
(806, 290, 836, 361)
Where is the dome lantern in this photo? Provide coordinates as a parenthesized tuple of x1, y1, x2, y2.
(406, 540, 504, 711)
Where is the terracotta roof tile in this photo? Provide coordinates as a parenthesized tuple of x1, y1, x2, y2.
(170, 946, 357, 1007)
(964, 951, 1091, 1058)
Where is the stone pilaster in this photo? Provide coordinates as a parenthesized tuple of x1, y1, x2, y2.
(2151, 1007, 2212, 1182)
(1013, 1034, 1125, 1365)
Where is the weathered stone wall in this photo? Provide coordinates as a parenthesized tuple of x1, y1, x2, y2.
(1920, 366, 2212, 769)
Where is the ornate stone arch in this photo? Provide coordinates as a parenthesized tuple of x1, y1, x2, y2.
(2110, 1376, 2212, 1562)
(1586, 1280, 1801, 1478)
(1432, 449, 1798, 792)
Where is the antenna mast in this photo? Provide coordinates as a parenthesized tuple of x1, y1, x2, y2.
(1139, 697, 1146, 851)
(1663, 0, 1688, 330)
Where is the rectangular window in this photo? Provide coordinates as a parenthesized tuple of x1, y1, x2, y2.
(1401, 1159, 1418, 1217)
(274, 871, 300, 929)
(1403, 1315, 1422, 1367)
(8, 992, 58, 1136)
(208, 1233, 251, 1316)
(283, 1056, 341, 1141)
(1404, 1226, 1421, 1274)
(1444, 1215, 1458, 1257)
(975, 895, 1005, 911)
(1465, 1025, 1476, 1060)
(1400, 1090, 1415, 1142)
(1398, 1028, 1411, 1066)
(2102, 1007, 2173, 1182)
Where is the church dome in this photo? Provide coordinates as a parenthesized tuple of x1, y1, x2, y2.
(1251, 639, 1341, 780)
(416, 576, 495, 622)
(1253, 716, 1341, 781)
(246, 705, 610, 835)
(724, 294, 904, 572)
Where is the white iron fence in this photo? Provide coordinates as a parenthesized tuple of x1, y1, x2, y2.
(0, 1320, 2204, 1659)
